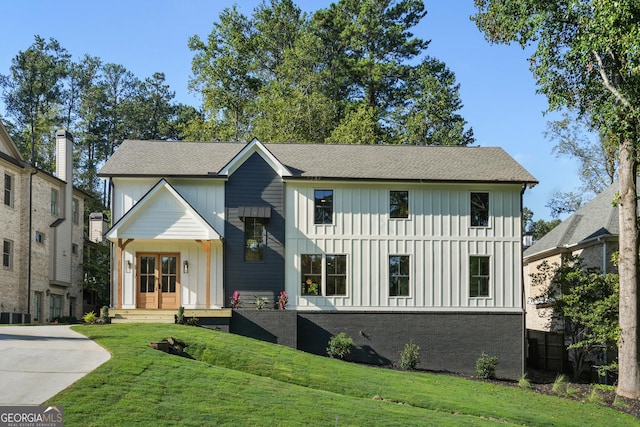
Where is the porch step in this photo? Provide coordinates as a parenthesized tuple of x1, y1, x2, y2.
(110, 309, 232, 324)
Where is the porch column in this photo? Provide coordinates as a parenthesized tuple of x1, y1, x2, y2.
(117, 238, 134, 308)
(196, 240, 212, 308)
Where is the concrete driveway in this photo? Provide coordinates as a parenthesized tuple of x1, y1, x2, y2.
(0, 325, 111, 405)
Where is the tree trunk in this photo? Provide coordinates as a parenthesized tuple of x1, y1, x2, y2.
(616, 137, 640, 398)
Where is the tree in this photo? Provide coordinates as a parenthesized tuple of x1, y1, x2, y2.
(0, 35, 70, 169)
(473, 0, 640, 398)
(530, 256, 619, 380)
(189, 5, 261, 141)
(545, 111, 617, 217)
(189, 0, 473, 145)
(522, 207, 561, 241)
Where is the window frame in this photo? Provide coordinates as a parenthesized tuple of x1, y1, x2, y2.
(470, 192, 490, 228)
(469, 256, 491, 298)
(389, 255, 411, 297)
(301, 254, 322, 296)
(244, 217, 267, 262)
(51, 188, 59, 216)
(72, 198, 79, 224)
(4, 173, 13, 207)
(300, 253, 348, 297)
(314, 189, 334, 225)
(390, 190, 409, 219)
(3, 239, 13, 269)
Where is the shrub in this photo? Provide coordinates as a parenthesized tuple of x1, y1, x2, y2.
(100, 306, 110, 324)
(327, 332, 353, 359)
(551, 374, 577, 397)
(176, 306, 185, 324)
(254, 296, 269, 310)
(399, 341, 421, 370)
(83, 312, 98, 324)
(230, 291, 240, 309)
(475, 352, 499, 379)
(518, 373, 532, 389)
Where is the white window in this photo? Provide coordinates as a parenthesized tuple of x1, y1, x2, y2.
(470, 256, 490, 297)
(470, 192, 489, 227)
(390, 191, 409, 219)
(314, 189, 333, 225)
(389, 255, 410, 296)
(244, 218, 266, 262)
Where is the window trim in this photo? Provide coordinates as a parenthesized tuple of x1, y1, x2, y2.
(390, 190, 409, 219)
(4, 173, 14, 207)
(3, 239, 13, 269)
(314, 189, 334, 225)
(51, 188, 59, 216)
(389, 255, 411, 297)
(244, 217, 266, 262)
(470, 191, 490, 228)
(469, 255, 491, 298)
(72, 198, 79, 224)
(300, 253, 348, 297)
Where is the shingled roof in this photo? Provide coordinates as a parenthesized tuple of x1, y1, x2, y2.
(523, 183, 619, 260)
(99, 140, 538, 184)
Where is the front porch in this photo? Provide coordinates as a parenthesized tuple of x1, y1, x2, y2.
(111, 308, 232, 326)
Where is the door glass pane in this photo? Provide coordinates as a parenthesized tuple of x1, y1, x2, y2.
(161, 256, 177, 293)
(140, 256, 155, 293)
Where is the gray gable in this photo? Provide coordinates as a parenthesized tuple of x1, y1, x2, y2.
(523, 183, 618, 259)
(99, 140, 537, 184)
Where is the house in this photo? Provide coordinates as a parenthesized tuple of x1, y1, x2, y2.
(100, 139, 537, 379)
(0, 123, 86, 323)
(523, 183, 618, 371)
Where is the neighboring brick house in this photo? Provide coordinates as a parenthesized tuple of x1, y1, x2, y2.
(523, 183, 618, 371)
(0, 122, 86, 323)
(100, 138, 537, 379)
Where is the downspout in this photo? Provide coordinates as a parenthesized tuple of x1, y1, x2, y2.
(27, 167, 38, 315)
(520, 184, 527, 376)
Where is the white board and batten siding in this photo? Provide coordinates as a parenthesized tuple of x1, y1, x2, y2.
(111, 177, 226, 309)
(285, 181, 524, 312)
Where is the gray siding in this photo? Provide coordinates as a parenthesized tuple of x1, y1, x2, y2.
(224, 152, 285, 303)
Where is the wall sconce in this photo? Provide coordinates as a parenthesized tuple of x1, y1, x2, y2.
(66, 292, 70, 299)
(46, 289, 50, 296)
(183, 260, 189, 274)
(126, 260, 132, 273)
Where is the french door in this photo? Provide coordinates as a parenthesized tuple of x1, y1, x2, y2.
(136, 253, 180, 309)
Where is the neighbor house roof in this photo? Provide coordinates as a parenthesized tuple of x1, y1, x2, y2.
(523, 183, 618, 261)
(99, 140, 538, 184)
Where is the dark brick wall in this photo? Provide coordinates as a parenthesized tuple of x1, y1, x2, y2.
(229, 311, 524, 380)
(230, 309, 297, 348)
(296, 312, 524, 380)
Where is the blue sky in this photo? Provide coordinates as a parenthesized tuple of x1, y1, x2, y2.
(0, 0, 582, 221)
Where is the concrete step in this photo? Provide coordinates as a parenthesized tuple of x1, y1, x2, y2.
(110, 309, 232, 324)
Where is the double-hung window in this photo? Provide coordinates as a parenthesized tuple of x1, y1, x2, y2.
(2, 239, 12, 269)
(314, 190, 333, 224)
(301, 254, 347, 296)
(51, 188, 59, 216)
(390, 191, 409, 219)
(470, 256, 490, 297)
(389, 255, 410, 296)
(470, 192, 489, 227)
(4, 173, 13, 207)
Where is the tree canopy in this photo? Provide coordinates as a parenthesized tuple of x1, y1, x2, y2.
(189, 0, 474, 145)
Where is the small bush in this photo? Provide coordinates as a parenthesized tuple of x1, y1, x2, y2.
(100, 306, 110, 324)
(399, 341, 421, 370)
(176, 306, 185, 324)
(475, 352, 499, 379)
(551, 374, 577, 397)
(254, 296, 269, 310)
(518, 373, 532, 389)
(326, 332, 353, 359)
(588, 388, 605, 405)
(83, 312, 98, 324)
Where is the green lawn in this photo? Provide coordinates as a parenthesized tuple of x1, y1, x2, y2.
(47, 324, 638, 426)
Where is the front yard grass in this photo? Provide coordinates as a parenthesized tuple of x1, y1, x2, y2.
(47, 324, 638, 426)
